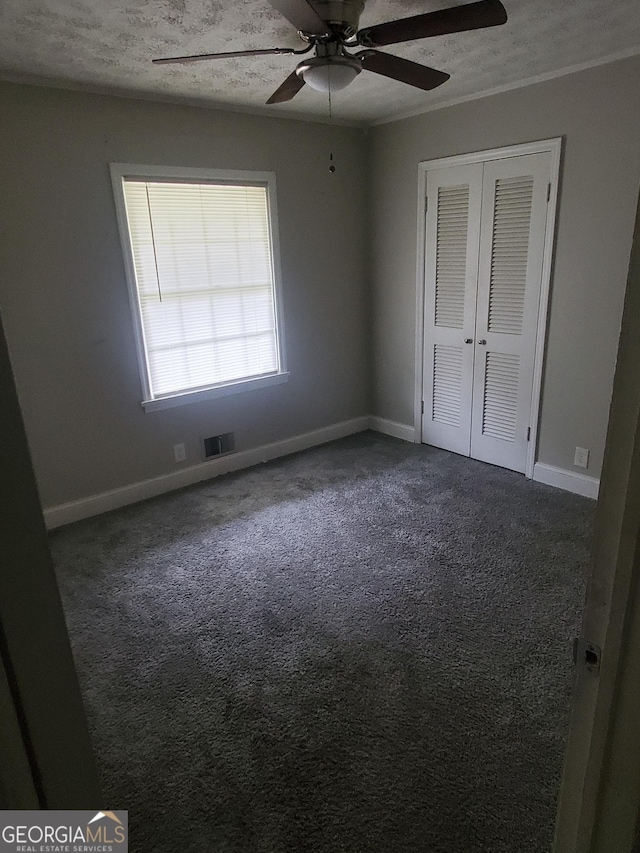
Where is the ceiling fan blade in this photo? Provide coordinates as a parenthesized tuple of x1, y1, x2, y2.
(358, 50, 450, 91)
(358, 0, 507, 47)
(267, 0, 331, 35)
(153, 47, 302, 65)
(266, 70, 306, 104)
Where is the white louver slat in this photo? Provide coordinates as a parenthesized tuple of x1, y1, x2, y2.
(482, 352, 520, 442)
(433, 344, 463, 427)
(435, 185, 470, 329)
(487, 177, 534, 335)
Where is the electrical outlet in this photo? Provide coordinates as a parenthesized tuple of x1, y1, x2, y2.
(574, 447, 589, 469)
(173, 443, 186, 463)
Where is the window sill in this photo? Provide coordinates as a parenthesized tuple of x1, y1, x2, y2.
(142, 371, 290, 412)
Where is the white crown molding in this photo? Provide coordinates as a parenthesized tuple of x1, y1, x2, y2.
(0, 72, 366, 129)
(4, 46, 640, 129)
(372, 46, 640, 127)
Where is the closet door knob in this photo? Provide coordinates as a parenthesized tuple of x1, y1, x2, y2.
(478, 339, 487, 345)
(464, 338, 472, 344)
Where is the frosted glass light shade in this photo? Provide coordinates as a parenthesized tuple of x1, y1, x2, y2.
(301, 58, 361, 92)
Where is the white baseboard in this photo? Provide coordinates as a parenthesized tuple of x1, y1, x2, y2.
(368, 416, 416, 442)
(366, 424, 600, 500)
(44, 416, 370, 529)
(533, 462, 600, 499)
(45, 420, 595, 529)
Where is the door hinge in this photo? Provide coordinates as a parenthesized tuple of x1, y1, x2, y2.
(425, 195, 429, 214)
(421, 400, 424, 414)
(546, 182, 551, 202)
(573, 637, 601, 675)
(527, 427, 531, 441)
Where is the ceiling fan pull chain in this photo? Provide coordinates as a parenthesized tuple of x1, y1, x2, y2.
(327, 66, 335, 174)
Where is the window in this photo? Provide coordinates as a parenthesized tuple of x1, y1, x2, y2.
(110, 165, 287, 411)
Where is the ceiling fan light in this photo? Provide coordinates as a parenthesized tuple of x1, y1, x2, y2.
(303, 62, 359, 92)
(298, 55, 362, 93)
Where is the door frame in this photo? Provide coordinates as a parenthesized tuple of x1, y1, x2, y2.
(553, 190, 640, 853)
(414, 137, 563, 478)
(0, 312, 101, 808)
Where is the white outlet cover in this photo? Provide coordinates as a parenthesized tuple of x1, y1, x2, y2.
(174, 443, 186, 463)
(574, 447, 590, 469)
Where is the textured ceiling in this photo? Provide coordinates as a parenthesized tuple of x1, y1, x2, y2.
(1, 0, 640, 124)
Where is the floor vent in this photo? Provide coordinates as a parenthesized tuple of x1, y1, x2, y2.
(204, 432, 234, 458)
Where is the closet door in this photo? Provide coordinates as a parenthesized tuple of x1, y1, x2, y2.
(470, 153, 550, 473)
(421, 164, 483, 455)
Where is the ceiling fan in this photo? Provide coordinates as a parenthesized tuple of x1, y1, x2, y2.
(153, 0, 508, 104)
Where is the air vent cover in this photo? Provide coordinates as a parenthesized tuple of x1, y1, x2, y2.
(204, 432, 234, 458)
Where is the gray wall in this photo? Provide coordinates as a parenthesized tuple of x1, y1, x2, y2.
(0, 83, 370, 508)
(3, 55, 639, 509)
(369, 55, 640, 479)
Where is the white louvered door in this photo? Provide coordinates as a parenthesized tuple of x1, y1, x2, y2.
(421, 164, 482, 455)
(422, 151, 551, 474)
(470, 154, 550, 473)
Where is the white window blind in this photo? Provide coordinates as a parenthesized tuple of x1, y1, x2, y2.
(119, 175, 283, 402)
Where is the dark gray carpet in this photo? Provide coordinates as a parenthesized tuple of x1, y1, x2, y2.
(50, 432, 594, 853)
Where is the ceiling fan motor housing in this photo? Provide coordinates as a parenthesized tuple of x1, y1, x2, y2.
(309, 0, 366, 39)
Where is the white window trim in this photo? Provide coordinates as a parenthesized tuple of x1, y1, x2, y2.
(110, 163, 288, 412)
